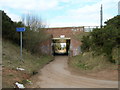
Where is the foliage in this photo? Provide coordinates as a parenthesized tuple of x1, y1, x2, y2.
(23, 28, 50, 54)
(81, 15, 120, 63)
(2, 39, 53, 88)
(2, 10, 24, 44)
(22, 14, 50, 54)
(22, 14, 46, 31)
(81, 35, 91, 52)
(2, 10, 50, 55)
(69, 51, 117, 71)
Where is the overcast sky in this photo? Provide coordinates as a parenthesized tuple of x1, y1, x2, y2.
(0, 0, 119, 27)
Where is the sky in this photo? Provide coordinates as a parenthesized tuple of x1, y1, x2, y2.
(0, 0, 119, 27)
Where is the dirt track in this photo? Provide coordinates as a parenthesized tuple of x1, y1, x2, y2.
(28, 56, 118, 88)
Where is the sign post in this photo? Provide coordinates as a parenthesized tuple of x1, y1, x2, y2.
(20, 32, 22, 60)
(16, 27, 26, 60)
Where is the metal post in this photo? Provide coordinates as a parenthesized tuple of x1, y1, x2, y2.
(20, 32, 22, 60)
(16, 27, 25, 60)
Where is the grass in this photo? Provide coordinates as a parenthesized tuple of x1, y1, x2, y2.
(2, 39, 54, 88)
(69, 51, 117, 72)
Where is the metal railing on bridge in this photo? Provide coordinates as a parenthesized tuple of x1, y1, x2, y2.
(83, 26, 99, 32)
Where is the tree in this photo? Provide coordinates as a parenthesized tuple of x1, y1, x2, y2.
(22, 14, 46, 31)
(21, 14, 49, 54)
(81, 15, 120, 63)
(2, 10, 50, 55)
(2, 10, 24, 44)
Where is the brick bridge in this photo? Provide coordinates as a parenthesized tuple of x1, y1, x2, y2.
(39, 26, 98, 56)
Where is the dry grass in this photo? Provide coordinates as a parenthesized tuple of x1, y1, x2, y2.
(69, 51, 117, 72)
(68, 52, 118, 80)
(2, 39, 54, 88)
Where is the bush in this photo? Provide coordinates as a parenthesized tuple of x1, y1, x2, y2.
(81, 15, 120, 63)
(2, 10, 50, 55)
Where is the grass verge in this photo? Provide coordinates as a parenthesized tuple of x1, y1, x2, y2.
(69, 52, 117, 71)
(68, 52, 118, 80)
(2, 39, 54, 88)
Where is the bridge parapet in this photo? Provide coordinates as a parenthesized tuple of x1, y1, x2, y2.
(45, 26, 84, 38)
(45, 26, 99, 35)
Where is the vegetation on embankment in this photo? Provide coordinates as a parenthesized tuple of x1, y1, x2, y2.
(2, 10, 54, 88)
(69, 52, 118, 71)
(2, 10, 51, 55)
(2, 40, 54, 88)
(69, 15, 119, 76)
(68, 51, 118, 80)
(81, 15, 120, 64)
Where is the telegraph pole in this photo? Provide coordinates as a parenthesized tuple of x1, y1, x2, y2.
(100, 4, 103, 28)
(118, 1, 120, 15)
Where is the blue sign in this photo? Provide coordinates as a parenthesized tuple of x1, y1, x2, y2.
(16, 27, 26, 32)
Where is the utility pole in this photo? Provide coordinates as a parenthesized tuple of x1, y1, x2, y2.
(118, 1, 120, 15)
(100, 4, 103, 28)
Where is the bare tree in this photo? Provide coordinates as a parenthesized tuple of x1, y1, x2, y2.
(21, 13, 49, 54)
(22, 13, 46, 31)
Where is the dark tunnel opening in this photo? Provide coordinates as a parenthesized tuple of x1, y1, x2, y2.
(52, 38, 71, 56)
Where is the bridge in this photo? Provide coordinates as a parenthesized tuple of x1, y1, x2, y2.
(39, 26, 98, 56)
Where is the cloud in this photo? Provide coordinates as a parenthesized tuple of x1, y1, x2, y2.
(0, 0, 69, 11)
(0, 0, 64, 21)
(0, 0, 119, 27)
(49, 21, 99, 27)
(2, 9, 21, 22)
(9, 13, 21, 22)
(48, 0, 119, 27)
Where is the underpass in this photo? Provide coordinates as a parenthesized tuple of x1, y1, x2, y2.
(52, 37, 70, 55)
